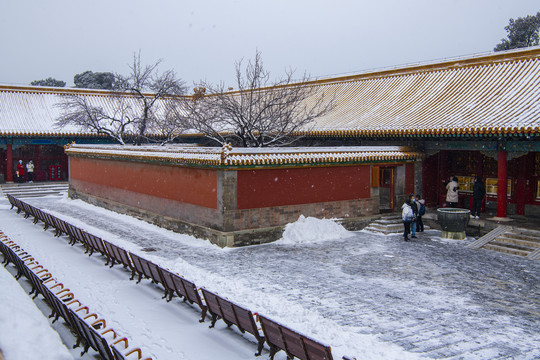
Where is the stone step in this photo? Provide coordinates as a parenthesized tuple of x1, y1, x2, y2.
(496, 235, 540, 249)
(482, 243, 531, 257)
(468, 225, 512, 249)
(502, 231, 540, 243)
(369, 223, 404, 231)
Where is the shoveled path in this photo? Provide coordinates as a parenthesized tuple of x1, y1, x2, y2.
(26, 196, 540, 359)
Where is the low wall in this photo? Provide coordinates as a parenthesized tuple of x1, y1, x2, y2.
(66, 144, 421, 247)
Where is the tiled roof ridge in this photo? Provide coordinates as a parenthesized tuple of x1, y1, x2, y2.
(2, 47, 539, 96)
(300, 46, 540, 88)
(65, 143, 422, 167)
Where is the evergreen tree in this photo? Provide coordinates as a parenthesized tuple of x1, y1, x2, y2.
(494, 12, 540, 51)
(30, 77, 66, 87)
(73, 71, 115, 89)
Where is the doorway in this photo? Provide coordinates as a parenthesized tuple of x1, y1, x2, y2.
(379, 167, 395, 213)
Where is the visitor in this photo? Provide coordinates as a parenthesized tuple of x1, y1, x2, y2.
(446, 176, 459, 208)
(410, 195, 418, 238)
(472, 177, 485, 219)
(416, 195, 425, 232)
(402, 195, 415, 242)
(26, 160, 34, 183)
(16, 160, 25, 183)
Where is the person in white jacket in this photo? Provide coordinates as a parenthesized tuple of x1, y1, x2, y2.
(402, 195, 415, 241)
(445, 176, 459, 208)
(26, 160, 35, 183)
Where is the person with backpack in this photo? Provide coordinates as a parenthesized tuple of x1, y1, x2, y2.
(401, 195, 415, 242)
(416, 195, 426, 232)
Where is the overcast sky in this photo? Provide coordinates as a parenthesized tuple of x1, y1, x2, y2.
(0, 0, 538, 92)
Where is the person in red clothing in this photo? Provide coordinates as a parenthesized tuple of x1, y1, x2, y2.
(16, 160, 25, 183)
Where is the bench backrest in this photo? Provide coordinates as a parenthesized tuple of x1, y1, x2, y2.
(103, 241, 132, 269)
(156, 267, 178, 296)
(201, 288, 262, 340)
(259, 315, 333, 360)
(200, 288, 223, 319)
(83, 231, 107, 255)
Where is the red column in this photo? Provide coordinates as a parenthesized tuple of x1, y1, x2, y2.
(6, 144, 13, 182)
(497, 150, 508, 218)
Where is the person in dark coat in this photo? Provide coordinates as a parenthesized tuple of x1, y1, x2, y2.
(472, 177, 485, 219)
(410, 195, 418, 238)
(416, 195, 426, 232)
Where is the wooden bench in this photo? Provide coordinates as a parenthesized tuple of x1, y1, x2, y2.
(200, 287, 265, 356)
(50, 216, 71, 238)
(6, 194, 17, 210)
(68, 308, 115, 359)
(258, 314, 334, 360)
(111, 344, 152, 360)
(81, 231, 108, 258)
(103, 241, 134, 272)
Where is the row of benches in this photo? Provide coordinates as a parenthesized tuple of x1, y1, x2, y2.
(8, 194, 356, 360)
(0, 231, 150, 360)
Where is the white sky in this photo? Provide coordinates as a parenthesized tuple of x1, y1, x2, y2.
(0, 0, 538, 92)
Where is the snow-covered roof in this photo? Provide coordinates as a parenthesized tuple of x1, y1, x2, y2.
(298, 46, 540, 137)
(0, 85, 169, 137)
(3, 46, 540, 138)
(65, 144, 422, 167)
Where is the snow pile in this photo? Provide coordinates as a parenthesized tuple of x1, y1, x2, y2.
(0, 262, 73, 360)
(278, 215, 354, 244)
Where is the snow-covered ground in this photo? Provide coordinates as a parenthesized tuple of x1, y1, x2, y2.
(1, 194, 539, 360)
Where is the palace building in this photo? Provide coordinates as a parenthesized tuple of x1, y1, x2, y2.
(2, 46, 540, 236)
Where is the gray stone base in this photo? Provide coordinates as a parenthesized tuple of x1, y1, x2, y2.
(69, 188, 375, 247)
(69, 188, 285, 247)
(441, 231, 466, 240)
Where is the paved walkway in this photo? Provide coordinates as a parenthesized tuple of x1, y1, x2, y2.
(24, 196, 540, 359)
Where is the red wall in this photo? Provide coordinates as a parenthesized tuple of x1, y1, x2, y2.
(70, 157, 218, 209)
(236, 165, 371, 209)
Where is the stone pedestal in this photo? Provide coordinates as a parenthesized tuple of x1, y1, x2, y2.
(437, 208, 470, 240)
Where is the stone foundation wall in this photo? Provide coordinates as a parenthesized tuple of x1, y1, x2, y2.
(224, 197, 378, 231)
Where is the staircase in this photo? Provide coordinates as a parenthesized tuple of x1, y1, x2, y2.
(470, 226, 540, 260)
(364, 214, 430, 235)
(364, 214, 403, 234)
(0, 182, 68, 199)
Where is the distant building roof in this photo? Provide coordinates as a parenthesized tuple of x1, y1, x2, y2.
(299, 46, 540, 137)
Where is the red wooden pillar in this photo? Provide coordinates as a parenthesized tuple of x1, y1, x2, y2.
(497, 150, 508, 218)
(6, 144, 13, 182)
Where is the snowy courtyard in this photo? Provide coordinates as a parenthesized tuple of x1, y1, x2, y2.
(0, 194, 539, 360)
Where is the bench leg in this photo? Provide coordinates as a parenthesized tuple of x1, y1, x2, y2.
(209, 314, 218, 328)
(162, 289, 170, 300)
(199, 308, 208, 323)
(255, 338, 265, 356)
(268, 346, 279, 360)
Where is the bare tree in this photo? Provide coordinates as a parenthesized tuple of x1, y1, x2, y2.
(55, 92, 136, 145)
(55, 52, 187, 145)
(186, 51, 334, 147)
